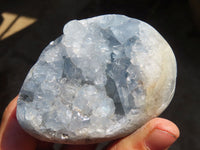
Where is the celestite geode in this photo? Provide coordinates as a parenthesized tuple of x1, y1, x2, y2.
(17, 14, 177, 144)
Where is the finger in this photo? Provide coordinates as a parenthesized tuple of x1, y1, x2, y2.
(107, 117, 180, 150)
(0, 96, 37, 150)
(61, 144, 97, 150)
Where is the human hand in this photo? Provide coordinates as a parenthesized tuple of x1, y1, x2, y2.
(0, 96, 179, 150)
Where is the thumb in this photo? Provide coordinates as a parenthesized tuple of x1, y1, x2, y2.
(107, 118, 180, 150)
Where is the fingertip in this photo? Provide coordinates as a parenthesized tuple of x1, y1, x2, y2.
(106, 117, 180, 150)
(145, 128, 177, 150)
(0, 96, 18, 140)
(149, 117, 180, 139)
(1, 96, 18, 127)
(144, 118, 180, 150)
(0, 96, 37, 150)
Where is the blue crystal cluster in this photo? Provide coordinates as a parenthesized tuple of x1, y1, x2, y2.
(17, 14, 176, 144)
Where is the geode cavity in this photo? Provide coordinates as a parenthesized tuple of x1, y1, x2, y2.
(17, 14, 177, 144)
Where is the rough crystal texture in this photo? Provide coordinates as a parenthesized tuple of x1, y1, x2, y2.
(17, 14, 177, 144)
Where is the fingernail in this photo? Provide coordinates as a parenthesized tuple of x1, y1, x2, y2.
(145, 128, 177, 150)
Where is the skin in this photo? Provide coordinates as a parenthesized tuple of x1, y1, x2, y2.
(0, 96, 180, 150)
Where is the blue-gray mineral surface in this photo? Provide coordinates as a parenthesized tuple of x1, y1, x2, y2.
(17, 14, 177, 144)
